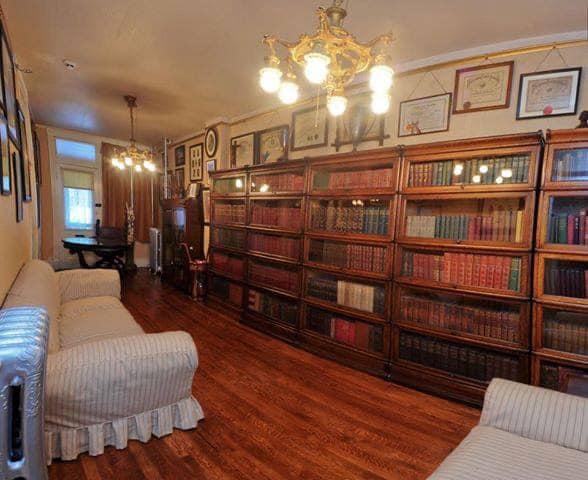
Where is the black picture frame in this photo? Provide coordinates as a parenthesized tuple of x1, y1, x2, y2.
(516, 67, 582, 120)
(256, 124, 289, 164)
(291, 105, 329, 151)
(17, 101, 31, 202)
(0, 115, 10, 195)
(174, 144, 186, 167)
(1, 28, 18, 145)
(230, 132, 257, 168)
(10, 141, 22, 222)
(205, 127, 218, 158)
(189, 143, 203, 181)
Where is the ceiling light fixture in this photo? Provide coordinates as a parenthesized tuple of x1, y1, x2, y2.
(259, 0, 394, 116)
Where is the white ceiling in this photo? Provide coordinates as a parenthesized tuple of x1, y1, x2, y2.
(2, 0, 586, 145)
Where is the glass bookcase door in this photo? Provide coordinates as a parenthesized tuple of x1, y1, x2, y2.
(212, 199, 246, 226)
(249, 198, 303, 231)
(402, 196, 528, 246)
(211, 226, 246, 251)
(248, 231, 301, 261)
(544, 194, 588, 248)
(212, 175, 246, 195)
(209, 274, 244, 308)
(406, 153, 531, 189)
(304, 270, 386, 317)
(248, 257, 300, 295)
(308, 198, 392, 237)
(550, 147, 588, 184)
(311, 163, 397, 194)
(535, 359, 587, 390)
(540, 306, 588, 357)
(397, 286, 526, 346)
(247, 288, 299, 326)
(543, 258, 588, 301)
(209, 250, 245, 280)
(250, 170, 305, 194)
(305, 306, 385, 355)
(306, 238, 389, 276)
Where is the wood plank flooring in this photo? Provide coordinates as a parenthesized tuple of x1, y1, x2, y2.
(48, 269, 479, 480)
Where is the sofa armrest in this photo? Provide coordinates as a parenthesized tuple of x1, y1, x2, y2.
(45, 331, 198, 429)
(56, 269, 120, 304)
(480, 378, 588, 452)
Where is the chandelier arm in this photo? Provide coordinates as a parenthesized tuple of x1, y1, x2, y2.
(364, 32, 395, 49)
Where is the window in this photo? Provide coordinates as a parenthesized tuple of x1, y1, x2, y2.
(55, 138, 96, 163)
(63, 169, 94, 230)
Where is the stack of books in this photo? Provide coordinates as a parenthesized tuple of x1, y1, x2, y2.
(251, 202, 302, 229)
(549, 210, 588, 244)
(249, 262, 299, 292)
(308, 240, 387, 273)
(215, 202, 246, 224)
(544, 263, 588, 298)
(313, 167, 395, 190)
(248, 233, 300, 259)
(247, 289, 298, 325)
(306, 276, 385, 314)
(543, 312, 588, 355)
(310, 201, 389, 235)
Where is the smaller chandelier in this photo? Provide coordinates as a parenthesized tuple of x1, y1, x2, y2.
(110, 95, 157, 173)
(259, 0, 394, 116)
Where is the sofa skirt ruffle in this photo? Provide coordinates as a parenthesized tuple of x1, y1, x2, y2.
(45, 396, 204, 464)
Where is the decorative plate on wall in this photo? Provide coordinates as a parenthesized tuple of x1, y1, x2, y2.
(205, 127, 218, 158)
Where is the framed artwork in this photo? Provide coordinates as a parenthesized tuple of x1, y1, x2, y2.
(202, 189, 211, 224)
(2, 31, 17, 144)
(17, 102, 31, 202)
(189, 143, 203, 181)
(333, 92, 387, 150)
(256, 125, 289, 164)
(174, 144, 186, 167)
(453, 61, 513, 114)
(0, 116, 10, 195)
(205, 127, 218, 157)
(175, 167, 185, 192)
(203, 158, 216, 187)
(291, 105, 329, 151)
(33, 128, 41, 185)
(398, 93, 452, 137)
(10, 141, 22, 222)
(230, 132, 256, 168)
(517, 67, 582, 119)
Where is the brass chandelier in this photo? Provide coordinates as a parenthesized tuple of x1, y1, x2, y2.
(259, 0, 395, 116)
(110, 95, 156, 173)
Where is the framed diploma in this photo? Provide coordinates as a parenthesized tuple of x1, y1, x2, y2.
(453, 61, 513, 114)
(230, 132, 256, 168)
(398, 93, 452, 137)
(256, 125, 289, 164)
(517, 67, 582, 119)
(291, 105, 328, 151)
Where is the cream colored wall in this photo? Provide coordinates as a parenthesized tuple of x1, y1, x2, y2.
(0, 71, 38, 302)
(229, 45, 588, 156)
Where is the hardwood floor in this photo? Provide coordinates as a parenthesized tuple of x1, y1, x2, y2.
(48, 269, 479, 480)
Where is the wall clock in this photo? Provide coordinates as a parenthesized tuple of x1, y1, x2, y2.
(205, 127, 218, 158)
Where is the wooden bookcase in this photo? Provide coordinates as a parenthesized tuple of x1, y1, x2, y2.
(392, 132, 542, 404)
(533, 129, 588, 389)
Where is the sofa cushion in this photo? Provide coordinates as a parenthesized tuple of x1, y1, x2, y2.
(59, 296, 143, 349)
(428, 426, 588, 480)
(3, 260, 61, 353)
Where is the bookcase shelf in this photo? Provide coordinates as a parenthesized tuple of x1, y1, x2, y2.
(248, 255, 301, 297)
(210, 225, 247, 253)
(211, 172, 247, 197)
(534, 252, 588, 307)
(248, 197, 304, 233)
(542, 129, 588, 190)
(212, 198, 247, 227)
(248, 229, 302, 263)
(249, 165, 306, 196)
(398, 191, 535, 251)
(208, 272, 245, 312)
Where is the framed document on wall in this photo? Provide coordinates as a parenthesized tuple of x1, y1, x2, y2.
(230, 132, 256, 168)
(453, 61, 513, 114)
(291, 106, 328, 151)
(189, 143, 203, 181)
(517, 67, 582, 119)
(398, 93, 452, 137)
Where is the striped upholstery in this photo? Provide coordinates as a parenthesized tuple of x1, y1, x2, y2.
(480, 378, 587, 452)
(429, 379, 588, 479)
(56, 268, 121, 303)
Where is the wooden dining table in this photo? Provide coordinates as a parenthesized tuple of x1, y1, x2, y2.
(62, 236, 129, 276)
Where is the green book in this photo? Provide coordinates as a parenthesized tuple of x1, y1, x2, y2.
(557, 214, 567, 243)
(508, 257, 521, 291)
(435, 216, 442, 238)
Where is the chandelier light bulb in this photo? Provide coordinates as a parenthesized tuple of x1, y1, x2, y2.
(111, 157, 120, 167)
(304, 52, 330, 85)
(124, 156, 133, 166)
(371, 91, 391, 115)
(327, 94, 348, 116)
(278, 79, 299, 104)
(259, 67, 283, 93)
(118, 163, 126, 170)
(369, 64, 394, 93)
(134, 164, 142, 172)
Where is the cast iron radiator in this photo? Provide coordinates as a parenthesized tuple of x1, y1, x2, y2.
(0, 307, 49, 480)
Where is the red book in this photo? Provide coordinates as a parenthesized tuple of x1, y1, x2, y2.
(450, 253, 459, 284)
(457, 253, 466, 285)
(442, 253, 451, 283)
(479, 255, 489, 288)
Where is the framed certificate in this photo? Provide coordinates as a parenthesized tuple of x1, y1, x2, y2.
(398, 93, 452, 137)
(453, 61, 513, 114)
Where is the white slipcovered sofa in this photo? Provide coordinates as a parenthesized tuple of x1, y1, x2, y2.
(428, 378, 588, 480)
(3, 260, 204, 463)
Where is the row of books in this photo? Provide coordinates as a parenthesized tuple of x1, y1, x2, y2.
(405, 211, 523, 242)
(308, 240, 387, 274)
(213, 178, 245, 195)
(252, 172, 304, 193)
(401, 251, 523, 292)
(250, 203, 302, 229)
(306, 308, 384, 353)
(399, 331, 520, 382)
(249, 262, 299, 292)
(210, 276, 243, 306)
(552, 149, 588, 182)
(310, 202, 389, 235)
(247, 289, 298, 326)
(399, 294, 520, 343)
(549, 212, 588, 245)
(214, 203, 246, 224)
(543, 313, 588, 355)
(211, 252, 245, 278)
(544, 264, 588, 299)
(248, 233, 300, 259)
(212, 228, 246, 250)
(306, 275, 386, 314)
(312, 167, 396, 190)
(409, 155, 530, 187)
